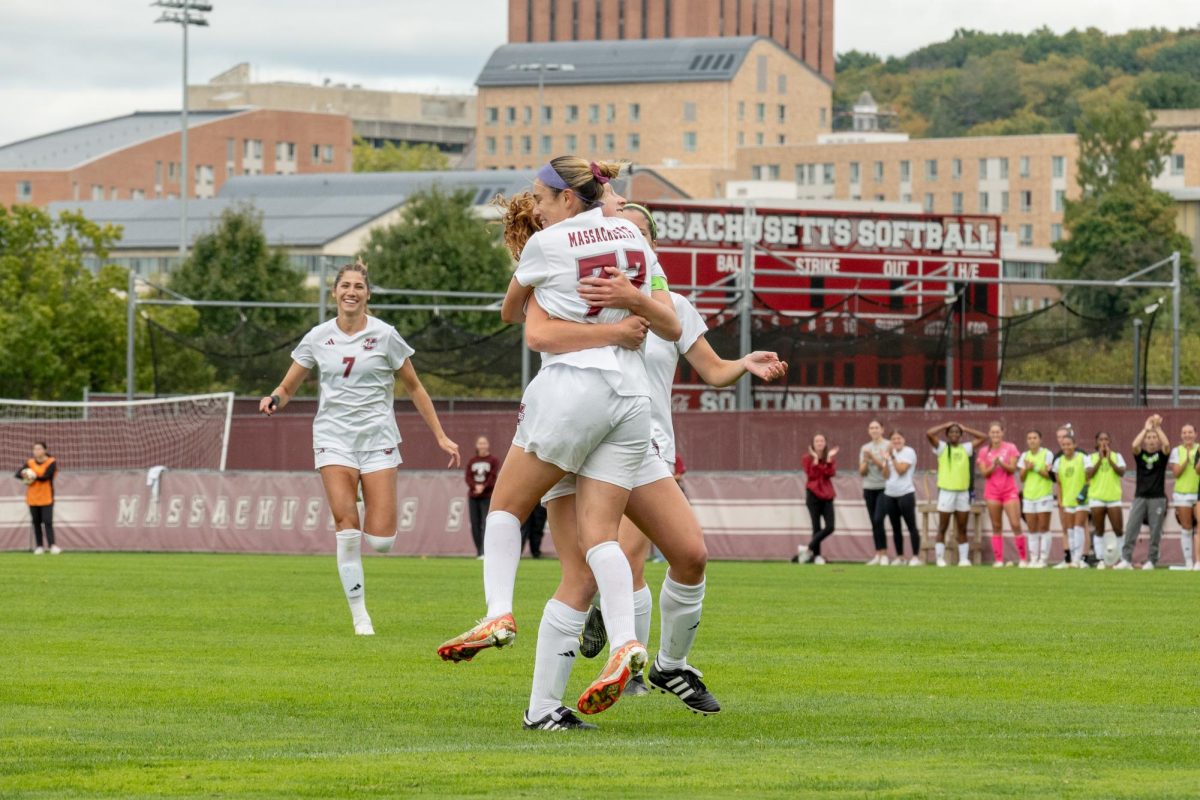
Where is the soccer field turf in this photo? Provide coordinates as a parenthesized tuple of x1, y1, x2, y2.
(2, 553, 1197, 798)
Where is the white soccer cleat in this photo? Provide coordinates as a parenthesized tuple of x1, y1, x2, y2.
(992, 561, 1005, 568)
(49, 545, 62, 555)
(33, 547, 44, 555)
(891, 557, 905, 566)
(813, 555, 827, 565)
(958, 560, 972, 568)
(1053, 561, 1070, 569)
(1113, 560, 1132, 570)
(1141, 562, 1155, 571)
(909, 556, 923, 567)
(936, 557, 947, 568)
(879, 555, 890, 566)
(865, 555, 881, 566)
(1094, 560, 1106, 570)
(354, 619, 375, 636)
(1017, 560, 1029, 568)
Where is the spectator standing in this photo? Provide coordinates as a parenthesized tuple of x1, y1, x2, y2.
(879, 430, 921, 565)
(16, 442, 58, 555)
(860, 420, 891, 566)
(1117, 415, 1169, 570)
(799, 434, 838, 564)
(465, 436, 500, 558)
(521, 504, 546, 559)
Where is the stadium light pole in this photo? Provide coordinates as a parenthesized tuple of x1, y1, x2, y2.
(153, 0, 212, 264)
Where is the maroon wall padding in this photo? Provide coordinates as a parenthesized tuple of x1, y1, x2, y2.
(0, 470, 1186, 564)
(227, 408, 1189, 473)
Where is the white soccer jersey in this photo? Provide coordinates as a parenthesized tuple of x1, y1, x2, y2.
(644, 292, 707, 463)
(514, 206, 667, 397)
(290, 316, 414, 451)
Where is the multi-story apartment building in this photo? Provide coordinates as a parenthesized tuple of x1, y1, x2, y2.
(0, 108, 351, 208)
(475, 35, 832, 197)
(507, 0, 835, 82)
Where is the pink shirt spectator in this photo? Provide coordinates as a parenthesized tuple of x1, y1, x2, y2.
(977, 441, 1020, 502)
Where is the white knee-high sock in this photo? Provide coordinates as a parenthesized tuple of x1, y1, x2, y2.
(1072, 527, 1085, 562)
(957, 541, 970, 563)
(483, 510, 522, 618)
(1041, 532, 1054, 562)
(935, 541, 946, 560)
(336, 529, 368, 624)
(585, 541, 636, 650)
(527, 599, 587, 720)
(1028, 534, 1041, 563)
(633, 585, 653, 651)
(1093, 534, 1103, 557)
(657, 573, 705, 670)
(1182, 529, 1195, 566)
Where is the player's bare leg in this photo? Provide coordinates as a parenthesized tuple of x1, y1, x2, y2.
(320, 465, 373, 635)
(438, 446, 565, 662)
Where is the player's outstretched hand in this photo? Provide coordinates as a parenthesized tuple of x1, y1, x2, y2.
(613, 315, 649, 350)
(259, 395, 280, 416)
(743, 351, 788, 382)
(439, 436, 461, 468)
(577, 266, 641, 309)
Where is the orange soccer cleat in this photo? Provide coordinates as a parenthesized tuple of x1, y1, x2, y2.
(437, 613, 517, 663)
(576, 640, 647, 715)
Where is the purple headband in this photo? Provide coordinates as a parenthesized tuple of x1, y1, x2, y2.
(537, 163, 570, 190)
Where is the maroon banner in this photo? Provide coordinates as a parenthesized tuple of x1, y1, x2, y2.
(1, 470, 1186, 564)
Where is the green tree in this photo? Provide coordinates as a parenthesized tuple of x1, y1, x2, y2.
(0, 206, 127, 399)
(1053, 99, 1195, 336)
(352, 137, 450, 172)
(166, 205, 312, 394)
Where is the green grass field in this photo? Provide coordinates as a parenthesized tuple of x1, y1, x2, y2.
(2, 552, 1198, 799)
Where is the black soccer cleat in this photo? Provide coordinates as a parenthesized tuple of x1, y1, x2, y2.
(648, 660, 722, 715)
(523, 706, 598, 731)
(579, 603, 607, 659)
(624, 672, 649, 696)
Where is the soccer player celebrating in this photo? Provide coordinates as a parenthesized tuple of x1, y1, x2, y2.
(1019, 430, 1056, 568)
(1053, 432, 1090, 568)
(1116, 415, 1169, 570)
(926, 422, 987, 567)
(260, 259, 460, 635)
(977, 422, 1026, 567)
(1168, 423, 1198, 570)
(439, 157, 681, 723)
(1085, 431, 1127, 568)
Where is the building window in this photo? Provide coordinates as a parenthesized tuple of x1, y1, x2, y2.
(628, 133, 640, 152)
(901, 193, 912, 203)
(923, 193, 935, 213)
(155, 161, 163, 185)
(951, 158, 962, 180)
(873, 161, 883, 182)
(322, 145, 333, 163)
(566, 134, 578, 151)
(777, 74, 787, 94)
(998, 157, 1009, 179)
(1171, 154, 1185, 175)
(566, 105, 578, 123)
(1019, 224, 1033, 246)
(629, 103, 640, 121)
(604, 133, 615, 153)
(683, 102, 696, 122)
(226, 138, 235, 162)
(485, 107, 498, 125)
(683, 131, 697, 152)
(1019, 156, 1030, 178)
(823, 164, 835, 185)
(541, 106, 552, 124)
(1020, 190, 1032, 212)
(1053, 189, 1065, 212)
(16, 181, 31, 202)
(588, 134, 597, 152)
(588, 104, 599, 123)
(737, 101, 745, 121)
(168, 161, 177, 181)
(777, 104, 786, 123)
(794, 164, 808, 184)
(819, 107, 827, 127)
(606, 104, 615, 122)
(756, 55, 767, 91)
(521, 136, 531, 154)
(1052, 155, 1065, 178)
(485, 137, 496, 155)
(92, 184, 104, 201)
(925, 159, 938, 181)
(755, 132, 764, 146)
(504, 136, 513, 154)
(755, 103, 766, 122)
(523, 106, 532, 124)
(979, 192, 989, 213)
(737, 131, 745, 146)
(849, 162, 861, 183)
(952, 192, 963, 214)
(978, 158, 988, 179)
(505, 106, 516, 125)
(1050, 223, 1063, 243)
(899, 160, 911, 181)
(777, 133, 786, 145)
(540, 135, 551, 155)
(1001, 191, 1009, 212)
(131, 189, 145, 201)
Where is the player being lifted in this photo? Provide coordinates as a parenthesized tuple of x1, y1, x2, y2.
(439, 156, 682, 724)
(260, 259, 460, 635)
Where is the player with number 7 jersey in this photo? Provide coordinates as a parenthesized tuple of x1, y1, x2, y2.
(261, 259, 460, 636)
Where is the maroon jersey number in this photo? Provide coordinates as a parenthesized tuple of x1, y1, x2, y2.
(341, 356, 356, 378)
(576, 250, 649, 317)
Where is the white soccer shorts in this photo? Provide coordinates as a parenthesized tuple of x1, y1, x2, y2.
(513, 364, 650, 490)
(936, 489, 970, 513)
(1171, 492, 1198, 508)
(1022, 496, 1057, 514)
(314, 446, 401, 474)
(1088, 499, 1122, 509)
(1061, 505, 1088, 515)
(542, 443, 672, 504)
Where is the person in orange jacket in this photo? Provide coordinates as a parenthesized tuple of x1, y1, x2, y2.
(16, 442, 58, 554)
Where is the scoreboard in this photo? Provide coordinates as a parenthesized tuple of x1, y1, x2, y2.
(645, 203, 1005, 410)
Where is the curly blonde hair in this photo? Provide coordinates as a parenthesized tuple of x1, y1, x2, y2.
(492, 191, 541, 260)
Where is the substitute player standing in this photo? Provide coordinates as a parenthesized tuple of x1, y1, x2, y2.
(1168, 423, 1198, 570)
(1018, 430, 1056, 568)
(926, 422, 987, 566)
(260, 260, 460, 635)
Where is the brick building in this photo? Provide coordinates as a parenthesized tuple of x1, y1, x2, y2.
(0, 108, 352, 208)
(507, 0, 835, 82)
(475, 35, 832, 197)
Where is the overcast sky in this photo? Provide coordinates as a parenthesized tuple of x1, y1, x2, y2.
(1, 0, 1194, 145)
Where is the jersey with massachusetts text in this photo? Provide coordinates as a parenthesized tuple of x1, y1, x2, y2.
(515, 206, 667, 398)
(291, 316, 414, 451)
